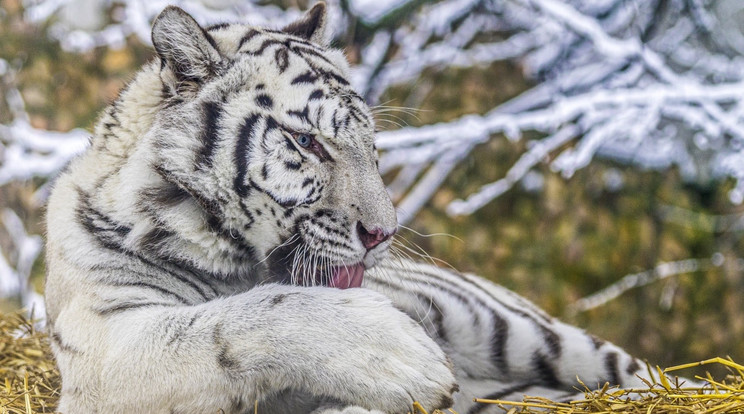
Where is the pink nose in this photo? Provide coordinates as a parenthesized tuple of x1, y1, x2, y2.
(357, 222, 395, 250)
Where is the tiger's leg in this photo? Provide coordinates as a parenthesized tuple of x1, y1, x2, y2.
(366, 259, 654, 413)
(49, 283, 457, 414)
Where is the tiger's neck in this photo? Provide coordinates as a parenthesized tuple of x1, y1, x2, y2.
(75, 62, 263, 282)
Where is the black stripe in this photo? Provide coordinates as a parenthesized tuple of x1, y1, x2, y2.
(255, 94, 273, 109)
(291, 71, 319, 85)
(165, 312, 202, 346)
(249, 178, 299, 209)
(129, 256, 215, 300)
(310, 219, 349, 239)
(78, 192, 130, 238)
(196, 100, 223, 169)
(489, 308, 510, 376)
(303, 234, 353, 251)
(538, 324, 562, 356)
(290, 48, 350, 87)
(289, 45, 334, 65)
(106, 280, 191, 304)
(99, 260, 214, 303)
(213, 323, 241, 371)
(139, 227, 174, 251)
(207, 22, 230, 31)
(146, 165, 223, 243)
(94, 302, 174, 316)
(287, 106, 311, 123)
(589, 334, 605, 349)
(152, 165, 222, 218)
(308, 89, 324, 100)
(51, 331, 83, 354)
(265, 115, 279, 131)
(533, 352, 561, 387)
(245, 38, 283, 55)
(275, 47, 289, 73)
(332, 108, 341, 136)
(626, 359, 641, 375)
(201, 28, 221, 55)
(605, 352, 620, 385)
(319, 68, 350, 86)
(77, 192, 131, 252)
(140, 183, 190, 209)
(237, 29, 260, 51)
(284, 161, 301, 170)
(347, 106, 371, 128)
(284, 136, 304, 157)
(234, 114, 261, 198)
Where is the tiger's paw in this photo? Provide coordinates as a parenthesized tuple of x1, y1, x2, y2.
(310, 288, 457, 413)
(268, 287, 458, 413)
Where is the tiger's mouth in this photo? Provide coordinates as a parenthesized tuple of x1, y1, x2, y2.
(264, 240, 365, 289)
(324, 263, 365, 289)
(290, 262, 365, 289)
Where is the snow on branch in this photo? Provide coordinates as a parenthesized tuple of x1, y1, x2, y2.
(0, 209, 45, 315)
(19, 0, 744, 223)
(379, 78, 744, 218)
(23, 0, 321, 52)
(566, 253, 744, 315)
(0, 60, 89, 193)
(366, 0, 744, 222)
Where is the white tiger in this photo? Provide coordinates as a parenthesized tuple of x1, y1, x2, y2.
(45, 4, 657, 413)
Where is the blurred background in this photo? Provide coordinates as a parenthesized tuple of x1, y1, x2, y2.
(1, 0, 743, 374)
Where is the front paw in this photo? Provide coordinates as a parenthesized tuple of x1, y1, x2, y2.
(298, 288, 458, 413)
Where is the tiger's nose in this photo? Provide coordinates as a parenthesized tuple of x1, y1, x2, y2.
(356, 222, 396, 251)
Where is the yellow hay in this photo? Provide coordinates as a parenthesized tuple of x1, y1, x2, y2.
(0, 312, 59, 414)
(473, 358, 744, 413)
(1, 311, 742, 414)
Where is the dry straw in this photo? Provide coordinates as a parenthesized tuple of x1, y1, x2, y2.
(1, 311, 742, 414)
(0, 311, 59, 413)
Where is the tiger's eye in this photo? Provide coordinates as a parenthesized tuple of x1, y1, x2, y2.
(296, 133, 313, 148)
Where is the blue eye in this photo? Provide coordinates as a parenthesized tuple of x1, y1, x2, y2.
(295, 133, 313, 148)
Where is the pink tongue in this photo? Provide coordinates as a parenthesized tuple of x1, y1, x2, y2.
(330, 264, 365, 289)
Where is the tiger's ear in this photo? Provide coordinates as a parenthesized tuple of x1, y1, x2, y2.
(151, 6, 223, 92)
(283, 2, 329, 47)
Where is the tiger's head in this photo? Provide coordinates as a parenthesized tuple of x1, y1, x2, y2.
(138, 4, 397, 287)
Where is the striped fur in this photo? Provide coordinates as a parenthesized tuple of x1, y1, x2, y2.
(45, 4, 658, 414)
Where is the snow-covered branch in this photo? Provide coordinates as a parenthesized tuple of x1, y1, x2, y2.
(367, 0, 744, 221)
(0, 209, 45, 314)
(566, 253, 744, 315)
(23, 0, 304, 52)
(0, 58, 89, 198)
(14, 0, 744, 222)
